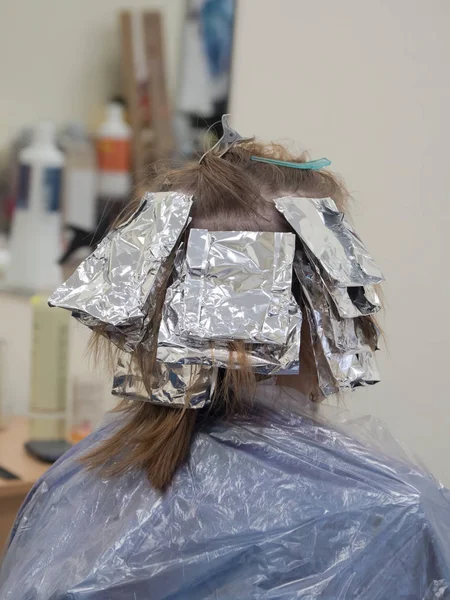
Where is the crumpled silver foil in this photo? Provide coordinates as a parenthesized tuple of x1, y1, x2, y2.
(274, 196, 384, 287)
(49, 191, 193, 351)
(351, 350, 380, 387)
(294, 252, 379, 395)
(156, 230, 302, 375)
(180, 229, 298, 344)
(112, 355, 216, 409)
(322, 277, 381, 318)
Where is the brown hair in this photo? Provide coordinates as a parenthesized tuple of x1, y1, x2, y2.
(81, 140, 368, 490)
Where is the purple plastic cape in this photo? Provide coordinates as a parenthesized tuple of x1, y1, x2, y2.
(1, 386, 449, 599)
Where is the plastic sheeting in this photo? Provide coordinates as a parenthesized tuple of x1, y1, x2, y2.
(1, 386, 450, 599)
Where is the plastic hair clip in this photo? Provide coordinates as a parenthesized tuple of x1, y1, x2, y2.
(199, 114, 253, 163)
(250, 156, 331, 170)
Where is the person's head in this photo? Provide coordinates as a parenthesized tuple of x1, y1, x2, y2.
(82, 140, 379, 490)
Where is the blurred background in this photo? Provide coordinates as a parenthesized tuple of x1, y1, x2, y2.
(0, 0, 449, 542)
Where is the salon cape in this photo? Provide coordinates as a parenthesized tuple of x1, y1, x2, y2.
(1, 386, 450, 599)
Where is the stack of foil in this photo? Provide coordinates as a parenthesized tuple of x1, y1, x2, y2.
(157, 229, 302, 375)
(112, 355, 215, 409)
(48, 189, 384, 407)
(275, 196, 384, 396)
(49, 192, 193, 351)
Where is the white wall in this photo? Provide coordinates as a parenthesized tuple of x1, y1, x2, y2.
(0, 0, 185, 147)
(231, 0, 450, 484)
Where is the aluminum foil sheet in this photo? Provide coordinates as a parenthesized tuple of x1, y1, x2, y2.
(180, 229, 297, 344)
(156, 230, 302, 375)
(346, 284, 381, 315)
(49, 192, 193, 350)
(274, 195, 384, 287)
(304, 303, 379, 396)
(307, 238, 381, 318)
(323, 278, 381, 318)
(351, 350, 380, 387)
(294, 252, 379, 395)
(112, 355, 215, 409)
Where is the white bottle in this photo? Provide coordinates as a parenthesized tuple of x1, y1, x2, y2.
(7, 122, 64, 292)
(96, 103, 132, 199)
(63, 135, 97, 233)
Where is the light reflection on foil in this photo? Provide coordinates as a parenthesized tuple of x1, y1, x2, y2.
(49, 192, 193, 351)
(274, 196, 384, 287)
(112, 355, 216, 409)
(156, 230, 302, 375)
(294, 251, 379, 396)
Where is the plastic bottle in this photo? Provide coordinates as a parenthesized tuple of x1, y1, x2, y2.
(29, 295, 69, 442)
(69, 377, 104, 444)
(1, 127, 33, 232)
(6, 122, 64, 292)
(57, 120, 88, 153)
(63, 131, 97, 233)
(96, 102, 132, 199)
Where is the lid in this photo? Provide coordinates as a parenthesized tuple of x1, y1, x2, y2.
(33, 122, 57, 147)
(106, 103, 125, 123)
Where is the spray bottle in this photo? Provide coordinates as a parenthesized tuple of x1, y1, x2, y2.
(7, 122, 64, 292)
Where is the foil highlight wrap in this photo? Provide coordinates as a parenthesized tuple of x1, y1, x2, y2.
(274, 196, 384, 287)
(294, 252, 379, 396)
(322, 277, 381, 318)
(49, 192, 193, 350)
(112, 355, 216, 409)
(157, 230, 302, 375)
(181, 229, 298, 344)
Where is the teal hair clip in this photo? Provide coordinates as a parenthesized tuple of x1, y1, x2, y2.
(250, 156, 331, 170)
(198, 114, 332, 172)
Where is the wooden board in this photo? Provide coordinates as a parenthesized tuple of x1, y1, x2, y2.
(143, 12, 173, 161)
(120, 10, 173, 186)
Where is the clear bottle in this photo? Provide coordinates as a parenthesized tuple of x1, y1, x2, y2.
(69, 377, 104, 444)
(6, 122, 64, 292)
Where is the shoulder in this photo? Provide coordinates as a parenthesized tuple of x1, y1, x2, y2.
(9, 419, 121, 542)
